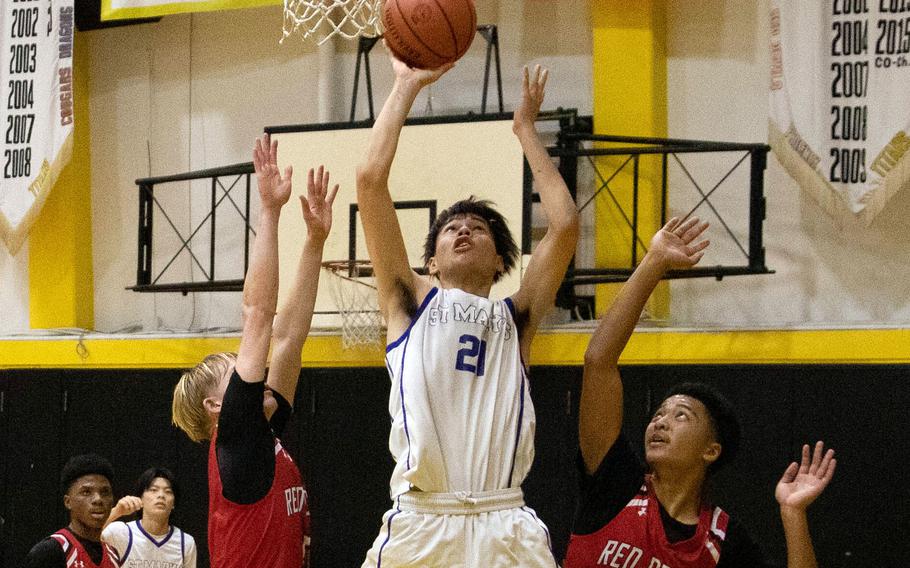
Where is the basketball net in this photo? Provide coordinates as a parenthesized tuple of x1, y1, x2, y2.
(321, 260, 384, 349)
(282, 0, 383, 45)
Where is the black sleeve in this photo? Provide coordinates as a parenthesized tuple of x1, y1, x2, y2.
(269, 388, 292, 437)
(25, 538, 65, 568)
(216, 370, 283, 505)
(717, 515, 773, 568)
(573, 432, 647, 535)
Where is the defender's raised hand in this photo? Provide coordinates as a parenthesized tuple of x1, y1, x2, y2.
(513, 64, 549, 134)
(300, 165, 339, 243)
(253, 134, 293, 211)
(775, 441, 837, 511)
(648, 217, 710, 271)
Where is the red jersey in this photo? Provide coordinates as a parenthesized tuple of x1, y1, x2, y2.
(49, 528, 119, 568)
(564, 475, 729, 568)
(208, 433, 309, 568)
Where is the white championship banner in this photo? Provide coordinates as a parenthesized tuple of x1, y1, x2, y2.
(0, 0, 74, 254)
(769, 1, 910, 223)
(101, 0, 279, 21)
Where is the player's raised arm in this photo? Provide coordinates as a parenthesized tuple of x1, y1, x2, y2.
(776, 442, 836, 568)
(580, 218, 709, 474)
(355, 48, 453, 334)
(268, 166, 338, 405)
(234, 135, 293, 383)
(510, 65, 580, 353)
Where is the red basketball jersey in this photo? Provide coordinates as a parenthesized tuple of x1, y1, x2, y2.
(49, 528, 119, 568)
(564, 476, 729, 568)
(208, 433, 309, 568)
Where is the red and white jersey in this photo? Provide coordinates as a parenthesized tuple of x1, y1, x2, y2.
(208, 434, 309, 568)
(50, 528, 120, 568)
(384, 287, 535, 496)
(563, 476, 729, 568)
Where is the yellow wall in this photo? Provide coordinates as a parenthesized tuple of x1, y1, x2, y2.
(28, 33, 94, 329)
(591, 0, 668, 317)
(1, 329, 907, 369)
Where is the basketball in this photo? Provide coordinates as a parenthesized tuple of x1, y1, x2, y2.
(382, 0, 477, 69)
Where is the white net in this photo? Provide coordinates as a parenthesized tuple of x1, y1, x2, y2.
(282, 0, 384, 45)
(321, 260, 384, 349)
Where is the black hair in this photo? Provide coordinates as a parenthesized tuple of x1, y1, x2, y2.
(60, 454, 114, 495)
(660, 382, 741, 474)
(136, 467, 178, 504)
(423, 197, 519, 283)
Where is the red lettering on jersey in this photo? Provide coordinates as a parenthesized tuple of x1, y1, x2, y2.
(209, 434, 308, 568)
(564, 477, 728, 568)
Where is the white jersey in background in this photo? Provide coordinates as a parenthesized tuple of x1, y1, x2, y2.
(384, 286, 536, 496)
(102, 520, 197, 568)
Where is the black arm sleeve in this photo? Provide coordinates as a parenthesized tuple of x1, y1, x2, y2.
(24, 539, 65, 568)
(269, 388, 292, 437)
(716, 515, 773, 568)
(573, 432, 647, 535)
(216, 370, 291, 504)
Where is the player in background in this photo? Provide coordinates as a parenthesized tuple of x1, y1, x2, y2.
(102, 467, 197, 568)
(25, 454, 120, 568)
(563, 217, 837, 568)
(356, 47, 579, 567)
(172, 135, 337, 568)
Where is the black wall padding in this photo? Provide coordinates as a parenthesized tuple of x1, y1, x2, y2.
(1, 365, 907, 567)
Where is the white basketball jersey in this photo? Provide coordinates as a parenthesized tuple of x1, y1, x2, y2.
(385, 287, 536, 496)
(102, 520, 197, 568)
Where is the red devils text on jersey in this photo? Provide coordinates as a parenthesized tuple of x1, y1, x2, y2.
(208, 433, 309, 568)
(49, 528, 119, 568)
(563, 476, 729, 568)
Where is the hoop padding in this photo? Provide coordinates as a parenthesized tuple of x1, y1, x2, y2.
(282, 0, 383, 45)
(321, 260, 384, 349)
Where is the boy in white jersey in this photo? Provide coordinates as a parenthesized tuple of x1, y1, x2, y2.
(356, 47, 579, 567)
(102, 467, 196, 568)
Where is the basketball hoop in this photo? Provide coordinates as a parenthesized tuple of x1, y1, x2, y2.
(321, 259, 384, 349)
(282, 0, 383, 45)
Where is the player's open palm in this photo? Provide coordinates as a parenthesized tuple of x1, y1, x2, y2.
(513, 64, 548, 134)
(649, 217, 710, 270)
(775, 441, 836, 511)
(300, 165, 339, 243)
(253, 135, 293, 211)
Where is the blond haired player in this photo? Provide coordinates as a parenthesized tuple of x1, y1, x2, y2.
(172, 135, 337, 568)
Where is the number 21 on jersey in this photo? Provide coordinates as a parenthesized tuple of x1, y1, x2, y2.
(455, 334, 487, 376)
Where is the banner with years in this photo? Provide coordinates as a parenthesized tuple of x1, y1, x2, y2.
(769, 0, 910, 223)
(0, 0, 74, 253)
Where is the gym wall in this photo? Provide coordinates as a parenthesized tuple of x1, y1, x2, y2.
(2, 1, 907, 334)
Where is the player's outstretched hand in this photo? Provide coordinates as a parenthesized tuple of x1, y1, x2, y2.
(108, 495, 143, 522)
(300, 165, 339, 243)
(649, 217, 710, 271)
(386, 42, 454, 91)
(253, 134, 293, 211)
(775, 441, 836, 512)
(513, 64, 549, 135)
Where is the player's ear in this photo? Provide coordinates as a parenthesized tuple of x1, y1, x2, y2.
(203, 396, 222, 415)
(63, 493, 72, 510)
(702, 441, 721, 466)
(427, 257, 439, 277)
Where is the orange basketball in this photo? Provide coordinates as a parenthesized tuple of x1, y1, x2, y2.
(382, 0, 477, 69)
